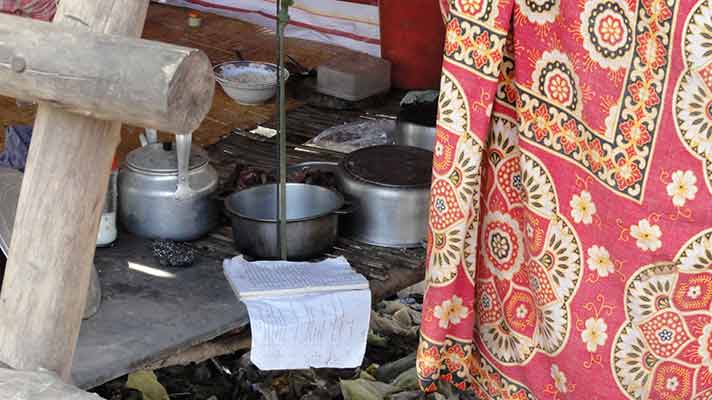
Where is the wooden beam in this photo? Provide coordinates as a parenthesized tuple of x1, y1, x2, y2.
(0, 0, 152, 381)
(0, 368, 102, 399)
(142, 331, 252, 371)
(0, 13, 214, 134)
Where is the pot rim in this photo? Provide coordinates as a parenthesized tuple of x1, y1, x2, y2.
(224, 183, 345, 223)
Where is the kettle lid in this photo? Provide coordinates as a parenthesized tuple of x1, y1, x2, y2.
(126, 142, 209, 174)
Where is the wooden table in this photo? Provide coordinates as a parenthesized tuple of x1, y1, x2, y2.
(70, 102, 426, 389)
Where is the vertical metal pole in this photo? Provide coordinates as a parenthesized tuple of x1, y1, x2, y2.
(276, 0, 289, 260)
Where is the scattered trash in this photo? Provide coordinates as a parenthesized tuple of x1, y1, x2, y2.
(93, 283, 475, 400)
(304, 119, 397, 154)
(151, 240, 196, 268)
(249, 126, 278, 139)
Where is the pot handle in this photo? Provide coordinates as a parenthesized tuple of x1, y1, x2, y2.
(333, 200, 357, 215)
(286, 161, 339, 175)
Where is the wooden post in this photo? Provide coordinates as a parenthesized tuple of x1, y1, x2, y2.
(0, 367, 103, 399)
(0, 13, 214, 134)
(0, 0, 151, 381)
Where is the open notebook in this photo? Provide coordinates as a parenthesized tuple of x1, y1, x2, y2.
(223, 256, 369, 299)
(222, 256, 371, 370)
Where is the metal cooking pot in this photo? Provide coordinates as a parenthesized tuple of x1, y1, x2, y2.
(392, 120, 436, 152)
(225, 183, 350, 260)
(293, 145, 432, 248)
(119, 133, 220, 241)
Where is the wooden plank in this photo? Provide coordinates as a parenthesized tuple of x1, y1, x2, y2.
(0, 0, 150, 381)
(0, 13, 214, 134)
(71, 234, 247, 389)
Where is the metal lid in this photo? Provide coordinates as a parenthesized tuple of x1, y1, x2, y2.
(126, 142, 209, 174)
(343, 145, 433, 188)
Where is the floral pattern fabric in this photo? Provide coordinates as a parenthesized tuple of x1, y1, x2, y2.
(0, 0, 55, 20)
(419, 0, 712, 399)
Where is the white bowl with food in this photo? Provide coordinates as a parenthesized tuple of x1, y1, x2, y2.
(214, 61, 290, 105)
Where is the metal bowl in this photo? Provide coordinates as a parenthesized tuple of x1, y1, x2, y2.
(224, 183, 348, 260)
(214, 61, 290, 105)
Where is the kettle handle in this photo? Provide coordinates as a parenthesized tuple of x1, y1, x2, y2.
(174, 133, 194, 200)
(139, 128, 159, 147)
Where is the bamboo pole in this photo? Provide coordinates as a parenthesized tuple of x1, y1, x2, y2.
(276, 1, 291, 260)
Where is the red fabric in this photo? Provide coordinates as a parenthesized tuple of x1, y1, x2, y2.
(379, 0, 445, 89)
(418, 0, 712, 398)
(0, 0, 55, 20)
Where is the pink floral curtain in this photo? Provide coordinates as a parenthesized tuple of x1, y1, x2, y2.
(418, 0, 712, 398)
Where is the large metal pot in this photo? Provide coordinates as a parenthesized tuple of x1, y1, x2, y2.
(392, 121, 436, 152)
(119, 134, 220, 241)
(294, 145, 432, 248)
(225, 183, 348, 260)
(392, 99, 437, 151)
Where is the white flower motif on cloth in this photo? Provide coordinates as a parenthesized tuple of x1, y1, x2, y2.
(515, 0, 560, 25)
(433, 295, 470, 329)
(580, 0, 635, 70)
(550, 364, 568, 393)
(587, 245, 614, 277)
(666, 170, 698, 207)
(674, 1, 712, 194)
(581, 317, 608, 352)
(435, 141, 445, 158)
(630, 218, 662, 252)
(687, 285, 702, 299)
(569, 191, 597, 224)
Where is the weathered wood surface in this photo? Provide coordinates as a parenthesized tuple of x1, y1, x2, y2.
(0, 0, 151, 381)
(70, 222, 420, 389)
(0, 13, 214, 134)
(142, 331, 251, 371)
(72, 234, 247, 389)
(0, 368, 102, 399)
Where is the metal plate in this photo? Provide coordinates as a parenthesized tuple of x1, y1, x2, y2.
(343, 145, 432, 188)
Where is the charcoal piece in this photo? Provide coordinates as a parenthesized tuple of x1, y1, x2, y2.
(152, 240, 196, 268)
